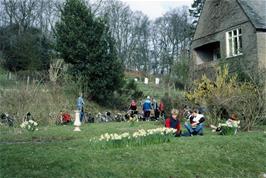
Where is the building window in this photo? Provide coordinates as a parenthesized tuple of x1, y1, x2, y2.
(226, 28, 242, 57)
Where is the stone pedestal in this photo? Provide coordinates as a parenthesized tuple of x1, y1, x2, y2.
(74, 110, 81, 131)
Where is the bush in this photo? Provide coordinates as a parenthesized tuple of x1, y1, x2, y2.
(186, 65, 265, 131)
(0, 82, 75, 126)
(1, 25, 51, 72)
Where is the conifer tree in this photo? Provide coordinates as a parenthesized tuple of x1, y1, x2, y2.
(56, 0, 123, 104)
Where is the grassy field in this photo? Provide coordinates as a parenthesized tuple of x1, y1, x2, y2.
(137, 81, 184, 100)
(1, 122, 265, 178)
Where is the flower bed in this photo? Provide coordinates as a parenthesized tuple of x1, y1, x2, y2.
(90, 127, 177, 147)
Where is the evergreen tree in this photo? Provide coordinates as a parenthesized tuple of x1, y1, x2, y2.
(189, 0, 205, 25)
(0, 25, 50, 72)
(86, 18, 124, 103)
(55, 0, 124, 104)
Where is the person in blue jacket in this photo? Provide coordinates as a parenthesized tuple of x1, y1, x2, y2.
(76, 92, 85, 122)
(142, 96, 152, 121)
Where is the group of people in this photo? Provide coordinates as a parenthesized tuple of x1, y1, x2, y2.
(74, 93, 240, 137)
(129, 98, 207, 137)
(128, 96, 165, 121)
(165, 109, 206, 137)
(165, 108, 240, 137)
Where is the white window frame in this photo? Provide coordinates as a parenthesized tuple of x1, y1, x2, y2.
(226, 28, 242, 57)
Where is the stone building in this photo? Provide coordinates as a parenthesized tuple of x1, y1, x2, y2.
(191, 0, 266, 80)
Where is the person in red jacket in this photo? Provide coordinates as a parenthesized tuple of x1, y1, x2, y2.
(159, 100, 165, 119)
(165, 109, 181, 137)
(58, 111, 71, 124)
(62, 112, 71, 123)
(129, 99, 137, 111)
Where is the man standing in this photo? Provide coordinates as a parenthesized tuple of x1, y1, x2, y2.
(159, 99, 165, 119)
(142, 96, 152, 121)
(151, 97, 159, 120)
(77, 92, 85, 122)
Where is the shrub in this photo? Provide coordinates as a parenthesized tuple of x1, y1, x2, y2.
(0, 82, 75, 126)
(186, 65, 265, 131)
(1, 25, 51, 72)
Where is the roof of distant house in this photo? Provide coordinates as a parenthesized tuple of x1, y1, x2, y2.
(238, 0, 266, 30)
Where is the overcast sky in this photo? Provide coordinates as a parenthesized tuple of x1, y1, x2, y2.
(120, 0, 194, 20)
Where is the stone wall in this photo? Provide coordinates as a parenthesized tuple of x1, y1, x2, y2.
(256, 32, 266, 69)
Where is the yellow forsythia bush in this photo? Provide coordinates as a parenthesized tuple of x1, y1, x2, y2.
(186, 65, 264, 130)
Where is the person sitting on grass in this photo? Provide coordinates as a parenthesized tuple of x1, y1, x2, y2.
(165, 109, 181, 137)
(210, 113, 240, 135)
(183, 109, 206, 136)
(62, 112, 71, 124)
(56, 111, 72, 125)
(23, 112, 34, 122)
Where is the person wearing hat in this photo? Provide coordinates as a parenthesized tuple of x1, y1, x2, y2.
(165, 109, 181, 136)
(142, 96, 152, 121)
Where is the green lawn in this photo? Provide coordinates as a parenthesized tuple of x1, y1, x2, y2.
(137, 81, 184, 100)
(1, 122, 266, 178)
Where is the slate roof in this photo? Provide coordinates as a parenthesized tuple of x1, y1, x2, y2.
(238, 0, 266, 30)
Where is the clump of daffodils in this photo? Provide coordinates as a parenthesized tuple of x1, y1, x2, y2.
(20, 120, 38, 132)
(96, 127, 177, 142)
(99, 132, 130, 141)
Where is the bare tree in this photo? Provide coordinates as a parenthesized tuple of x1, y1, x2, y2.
(151, 7, 192, 75)
(0, 0, 193, 77)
